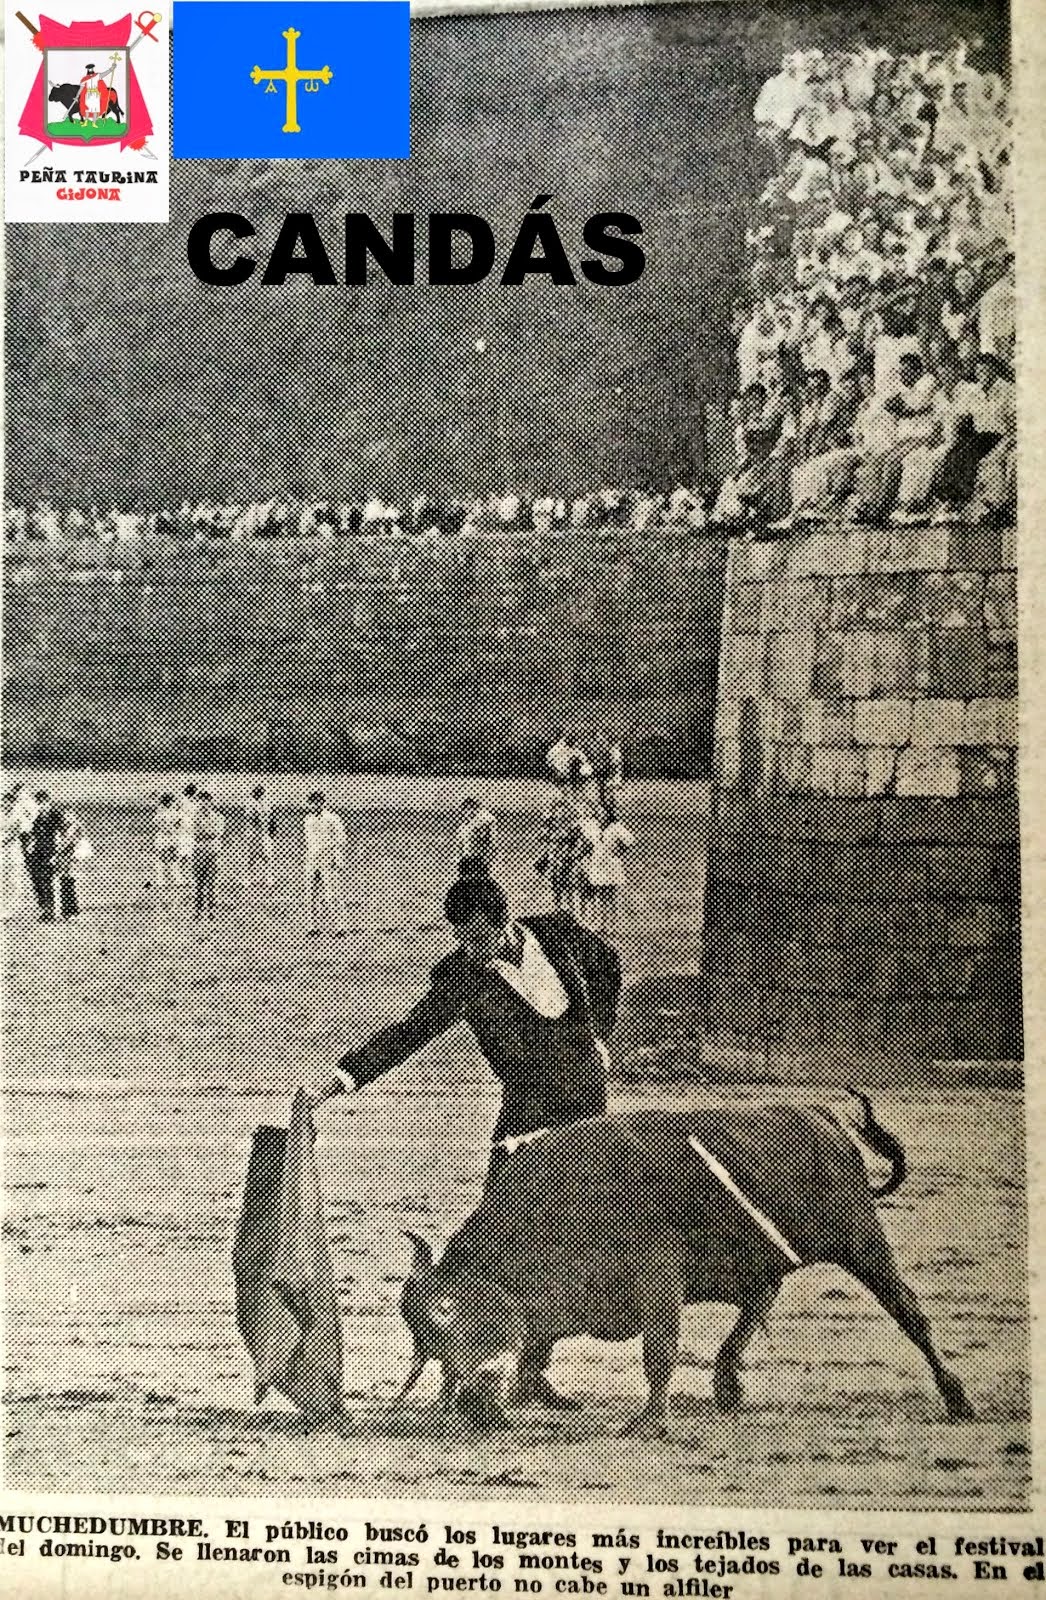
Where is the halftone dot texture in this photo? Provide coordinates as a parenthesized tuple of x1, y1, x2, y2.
(2, 0, 1028, 1510)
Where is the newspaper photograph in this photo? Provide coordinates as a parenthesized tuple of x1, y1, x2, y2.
(1, 0, 1042, 1592)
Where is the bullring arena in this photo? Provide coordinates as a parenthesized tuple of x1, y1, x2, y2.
(1, 773, 1029, 1506)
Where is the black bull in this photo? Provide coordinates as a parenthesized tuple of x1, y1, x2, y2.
(399, 1099, 974, 1435)
(48, 82, 124, 122)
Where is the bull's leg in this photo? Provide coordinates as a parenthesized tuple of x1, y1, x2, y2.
(456, 1368, 511, 1431)
(513, 1339, 583, 1410)
(713, 1280, 780, 1412)
(390, 1356, 457, 1412)
(620, 1308, 681, 1441)
(437, 1363, 458, 1411)
(852, 1243, 975, 1422)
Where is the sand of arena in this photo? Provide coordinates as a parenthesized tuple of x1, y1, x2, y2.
(1, 777, 1029, 1507)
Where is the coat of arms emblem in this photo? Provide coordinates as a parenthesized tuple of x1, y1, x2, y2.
(15, 10, 154, 151)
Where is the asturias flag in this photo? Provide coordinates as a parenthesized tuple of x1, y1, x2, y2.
(173, 1, 409, 158)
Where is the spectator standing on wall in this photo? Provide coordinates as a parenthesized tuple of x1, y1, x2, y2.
(192, 792, 225, 923)
(304, 791, 349, 938)
(245, 784, 276, 891)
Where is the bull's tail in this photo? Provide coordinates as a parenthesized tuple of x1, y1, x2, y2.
(845, 1087, 907, 1198)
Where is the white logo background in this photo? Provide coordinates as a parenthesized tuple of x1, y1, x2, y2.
(4, 5, 170, 224)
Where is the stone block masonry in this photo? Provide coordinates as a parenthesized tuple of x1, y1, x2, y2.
(701, 525, 1022, 1060)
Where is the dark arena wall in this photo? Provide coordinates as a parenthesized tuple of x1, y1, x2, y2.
(1, 533, 725, 775)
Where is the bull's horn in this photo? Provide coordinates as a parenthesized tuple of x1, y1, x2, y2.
(402, 1230, 434, 1273)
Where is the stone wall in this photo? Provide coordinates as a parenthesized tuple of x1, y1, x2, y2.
(701, 521, 1022, 1061)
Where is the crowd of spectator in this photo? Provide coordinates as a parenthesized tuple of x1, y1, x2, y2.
(711, 39, 1016, 531)
(5, 45, 1017, 548)
(3, 485, 713, 546)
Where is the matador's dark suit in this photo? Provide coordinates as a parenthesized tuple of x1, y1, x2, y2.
(336, 911, 622, 1170)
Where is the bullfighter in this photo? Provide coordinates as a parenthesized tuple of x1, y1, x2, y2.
(310, 875, 622, 1181)
(310, 874, 622, 1408)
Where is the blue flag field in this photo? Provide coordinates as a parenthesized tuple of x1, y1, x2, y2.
(173, 1, 409, 158)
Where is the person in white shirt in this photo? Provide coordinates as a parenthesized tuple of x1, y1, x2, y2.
(52, 808, 89, 920)
(454, 798, 498, 876)
(545, 729, 575, 784)
(192, 792, 225, 922)
(579, 802, 635, 936)
(113, 506, 143, 541)
(531, 495, 557, 534)
(800, 301, 850, 386)
(737, 304, 783, 392)
(30, 498, 61, 543)
(2, 784, 37, 920)
(846, 353, 942, 522)
(151, 792, 181, 906)
(5, 504, 28, 541)
(828, 225, 885, 288)
(786, 153, 832, 205)
(753, 55, 808, 142)
(789, 84, 856, 151)
(892, 357, 980, 521)
(843, 45, 889, 108)
(174, 784, 199, 888)
(304, 790, 348, 937)
(545, 730, 591, 793)
(603, 740, 625, 806)
(245, 784, 276, 890)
